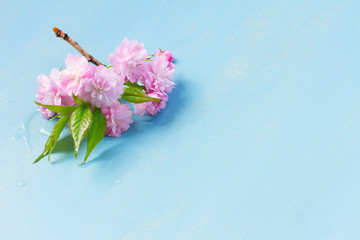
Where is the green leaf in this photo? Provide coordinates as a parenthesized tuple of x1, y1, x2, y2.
(83, 108, 106, 164)
(34, 114, 71, 163)
(121, 87, 161, 103)
(35, 101, 76, 113)
(72, 93, 85, 105)
(49, 113, 61, 121)
(49, 107, 78, 121)
(124, 81, 146, 91)
(70, 105, 92, 158)
(121, 93, 161, 103)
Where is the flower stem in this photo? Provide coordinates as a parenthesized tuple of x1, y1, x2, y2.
(52, 27, 105, 66)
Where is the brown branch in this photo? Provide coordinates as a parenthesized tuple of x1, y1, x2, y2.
(52, 27, 104, 66)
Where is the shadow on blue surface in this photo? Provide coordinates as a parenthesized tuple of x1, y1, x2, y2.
(49, 78, 189, 167)
(52, 134, 74, 154)
(90, 78, 189, 163)
(152, 79, 189, 126)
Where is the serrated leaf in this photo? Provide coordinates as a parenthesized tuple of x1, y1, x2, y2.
(34, 114, 70, 163)
(35, 101, 76, 113)
(121, 87, 161, 103)
(121, 93, 161, 103)
(124, 81, 146, 91)
(123, 86, 145, 95)
(70, 105, 92, 158)
(82, 108, 106, 164)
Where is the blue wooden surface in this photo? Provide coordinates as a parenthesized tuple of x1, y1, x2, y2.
(0, 0, 359, 239)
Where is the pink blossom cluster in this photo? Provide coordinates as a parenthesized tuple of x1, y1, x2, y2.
(36, 38, 175, 137)
(108, 39, 175, 116)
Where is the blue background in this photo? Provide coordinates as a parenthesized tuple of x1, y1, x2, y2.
(0, 0, 359, 239)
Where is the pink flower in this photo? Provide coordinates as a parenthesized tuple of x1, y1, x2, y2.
(80, 66, 124, 108)
(154, 49, 175, 68)
(102, 101, 133, 137)
(108, 38, 150, 83)
(61, 54, 95, 96)
(143, 55, 175, 93)
(133, 91, 168, 116)
(36, 68, 67, 118)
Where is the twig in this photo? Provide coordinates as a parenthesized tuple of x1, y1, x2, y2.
(53, 27, 104, 66)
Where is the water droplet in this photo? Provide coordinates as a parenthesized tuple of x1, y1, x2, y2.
(18, 180, 27, 187)
(19, 165, 24, 170)
(9, 118, 33, 153)
(11, 133, 22, 140)
(5, 99, 14, 103)
(21, 121, 32, 153)
(114, 179, 121, 184)
(39, 127, 50, 136)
